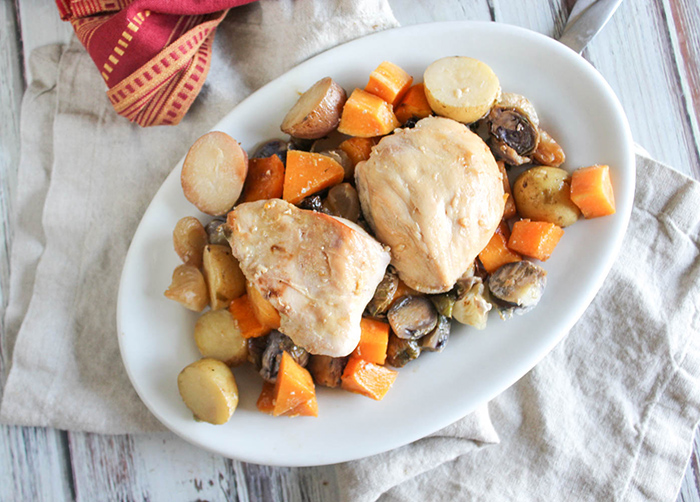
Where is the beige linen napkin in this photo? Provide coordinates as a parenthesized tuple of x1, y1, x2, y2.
(2, 2, 700, 502)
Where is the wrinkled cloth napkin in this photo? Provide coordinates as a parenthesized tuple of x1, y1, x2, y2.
(56, 0, 258, 126)
(2, 1, 699, 501)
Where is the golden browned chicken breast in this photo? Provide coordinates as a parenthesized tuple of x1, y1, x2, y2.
(355, 116, 505, 293)
(227, 199, 390, 357)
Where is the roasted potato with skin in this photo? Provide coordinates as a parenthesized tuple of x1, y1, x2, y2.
(177, 358, 239, 425)
(423, 56, 500, 124)
(181, 131, 248, 216)
(194, 309, 248, 366)
(164, 264, 209, 312)
(202, 244, 246, 310)
(281, 77, 347, 139)
(173, 216, 208, 267)
(513, 166, 581, 227)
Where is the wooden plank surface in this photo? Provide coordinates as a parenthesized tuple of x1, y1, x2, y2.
(1, 0, 699, 501)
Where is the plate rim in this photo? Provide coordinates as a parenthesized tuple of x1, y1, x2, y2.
(116, 19, 635, 466)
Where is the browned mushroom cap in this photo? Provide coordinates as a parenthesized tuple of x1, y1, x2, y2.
(387, 295, 438, 339)
(259, 330, 309, 383)
(420, 314, 450, 352)
(307, 355, 348, 388)
(488, 93, 540, 165)
(487, 261, 547, 315)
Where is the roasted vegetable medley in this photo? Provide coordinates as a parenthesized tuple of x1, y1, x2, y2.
(165, 57, 617, 424)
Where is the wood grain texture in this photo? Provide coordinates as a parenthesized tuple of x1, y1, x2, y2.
(66, 432, 338, 502)
(0, 426, 73, 502)
(663, 0, 700, 179)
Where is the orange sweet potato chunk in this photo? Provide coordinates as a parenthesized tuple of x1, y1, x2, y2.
(352, 318, 390, 365)
(283, 150, 344, 205)
(479, 221, 522, 273)
(341, 356, 397, 400)
(337, 89, 400, 138)
(364, 61, 413, 106)
(272, 352, 318, 417)
(338, 137, 378, 167)
(497, 160, 517, 219)
(246, 281, 281, 329)
(394, 83, 432, 124)
(228, 294, 271, 339)
(570, 164, 616, 218)
(239, 155, 285, 203)
(507, 219, 564, 262)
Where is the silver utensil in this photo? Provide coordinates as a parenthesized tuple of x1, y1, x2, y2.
(558, 0, 624, 54)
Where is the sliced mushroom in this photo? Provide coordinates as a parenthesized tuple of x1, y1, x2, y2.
(366, 267, 399, 317)
(488, 93, 540, 166)
(387, 295, 438, 339)
(487, 260, 547, 316)
(307, 355, 348, 388)
(247, 334, 270, 370)
(420, 314, 450, 352)
(323, 183, 361, 223)
(386, 333, 421, 368)
(252, 139, 288, 162)
(259, 330, 310, 383)
(452, 276, 492, 329)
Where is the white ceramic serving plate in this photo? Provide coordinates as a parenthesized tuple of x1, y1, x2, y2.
(117, 21, 635, 466)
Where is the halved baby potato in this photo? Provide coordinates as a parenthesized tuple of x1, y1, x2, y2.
(202, 244, 246, 310)
(181, 131, 248, 216)
(281, 77, 347, 139)
(177, 358, 239, 425)
(513, 166, 581, 227)
(194, 309, 248, 366)
(423, 56, 500, 124)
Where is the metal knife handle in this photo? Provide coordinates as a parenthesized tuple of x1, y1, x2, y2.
(559, 0, 624, 54)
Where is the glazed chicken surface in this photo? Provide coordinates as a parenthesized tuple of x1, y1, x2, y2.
(355, 116, 505, 294)
(227, 199, 390, 357)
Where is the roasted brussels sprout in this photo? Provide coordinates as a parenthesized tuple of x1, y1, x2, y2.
(386, 333, 421, 367)
(366, 267, 399, 317)
(488, 93, 540, 166)
(532, 129, 566, 167)
(452, 276, 492, 329)
(487, 261, 547, 316)
(205, 217, 228, 245)
(259, 331, 310, 383)
(387, 295, 438, 339)
(430, 291, 457, 318)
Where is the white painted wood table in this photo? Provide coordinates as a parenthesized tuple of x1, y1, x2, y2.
(1, 0, 699, 500)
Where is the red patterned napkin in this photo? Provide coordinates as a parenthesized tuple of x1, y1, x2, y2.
(55, 0, 257, 126)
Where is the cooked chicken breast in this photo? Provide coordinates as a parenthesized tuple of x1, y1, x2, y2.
(355, 116, 505, 293)
(226, 199, 390, 357)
